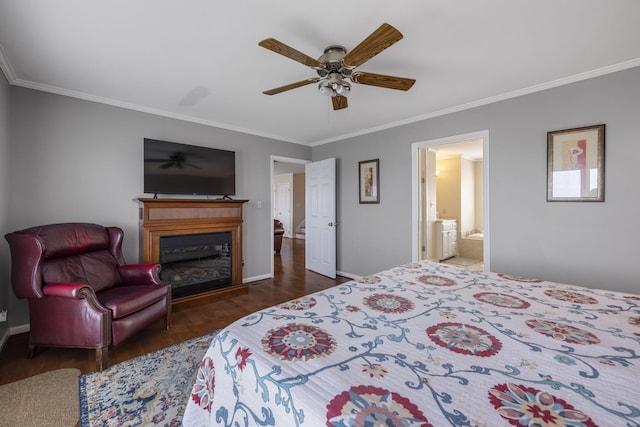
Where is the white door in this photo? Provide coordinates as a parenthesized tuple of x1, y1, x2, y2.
(276, 181, 293, 238)
(305, 158, 336, 278)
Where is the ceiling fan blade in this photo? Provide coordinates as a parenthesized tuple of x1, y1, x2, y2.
(263, 79, 318, 95)
(259, 38, 323, 68)
(342, 23, 404, 68)
(352, 72, 416, 91)
(332, 95, 348, 110)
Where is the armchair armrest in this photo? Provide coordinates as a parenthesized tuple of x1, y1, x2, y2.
(118, 264, 163, 286)
(43, 282, 92, 298)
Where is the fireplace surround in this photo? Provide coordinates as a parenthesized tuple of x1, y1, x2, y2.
(138, 198, 249, 305)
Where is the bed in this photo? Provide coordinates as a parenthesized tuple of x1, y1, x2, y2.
(182, 261, 640, 426)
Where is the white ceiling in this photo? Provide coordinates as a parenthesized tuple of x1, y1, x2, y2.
(1, 1, 639, 147)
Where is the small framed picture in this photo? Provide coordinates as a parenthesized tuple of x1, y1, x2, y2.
(359, 159, 379, 204)
(547, 124, 605, 202)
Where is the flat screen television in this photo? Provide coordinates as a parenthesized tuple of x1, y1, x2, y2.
(144, 138, 236, 196)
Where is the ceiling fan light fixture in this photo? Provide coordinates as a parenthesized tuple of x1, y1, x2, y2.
(335, 83, 350, 97)
(318, 81, 334, 97)
(318, 73, 351, 97)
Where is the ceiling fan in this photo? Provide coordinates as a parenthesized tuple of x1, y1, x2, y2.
(147, 152, 201, 169)
(259, 23, 416, 110)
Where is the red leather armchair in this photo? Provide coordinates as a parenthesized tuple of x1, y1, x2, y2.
(274, 219, 284, 254)
(5, 222, 171, 371)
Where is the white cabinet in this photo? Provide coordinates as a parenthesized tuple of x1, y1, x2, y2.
(435, 219, 458, 261)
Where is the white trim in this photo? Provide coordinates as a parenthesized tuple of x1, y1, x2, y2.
(244, 273, 273, 283)
(10, 323, 30, 335)
(310, 58, 640, 146)
(336, 271, 360, 281)
(411, 130, 490, 271)
(0, 323, 31, 353)
(2, 34, 638, 149)
(8, 77, 303, 145)
(0, 42, 17, 82)
(0, 329, 8, 353)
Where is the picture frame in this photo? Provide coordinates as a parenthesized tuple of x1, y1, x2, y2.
(359, 159, 380, 204)
(547, 124, 605, 202)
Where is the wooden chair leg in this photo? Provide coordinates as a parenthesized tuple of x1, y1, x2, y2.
(165, 312, 171, 330)
(96, 346, 109, 371)
(28, 344, 37, 359)
(165, 298, 172, 330)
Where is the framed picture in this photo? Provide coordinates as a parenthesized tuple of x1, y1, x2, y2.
(359, 159, 380, 204)
(547, 124, 605, 202)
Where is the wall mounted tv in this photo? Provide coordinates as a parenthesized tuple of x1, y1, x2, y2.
(144, 138, 236, 196)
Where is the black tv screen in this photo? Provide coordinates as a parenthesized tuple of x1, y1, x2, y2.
(144, 138, 236, 196)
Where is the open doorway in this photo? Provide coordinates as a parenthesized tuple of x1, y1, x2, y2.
(411, 131, 490, 271)
(270, 156, 309, 276)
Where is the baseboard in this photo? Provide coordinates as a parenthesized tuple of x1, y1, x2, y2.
(0, 328, 8, 353)
(10, 323, 30, 335)
(244, 273, 272, 283)
(0, 323, 29, 353)
(246, 271, 356, 284)
(337, 271, 360, 281)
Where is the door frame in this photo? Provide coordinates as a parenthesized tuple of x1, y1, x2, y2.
(270, 155, 310, 277)
(410, 130, 491, 271)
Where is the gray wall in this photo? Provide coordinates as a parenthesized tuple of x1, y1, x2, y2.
(0, 71, 9, 337)
(3, 67, 639, 331)
(4, 87, 311, 326)
(314, 66, 640, 294)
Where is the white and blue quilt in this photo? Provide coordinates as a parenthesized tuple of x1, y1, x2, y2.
(182, 261, 640, 426)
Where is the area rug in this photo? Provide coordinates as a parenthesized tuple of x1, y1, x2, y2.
(0, 368, 80, 427)
(79, 330, 219, 427)
(442, 256, 478, 266)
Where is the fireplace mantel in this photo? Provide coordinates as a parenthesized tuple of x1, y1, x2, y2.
(138, 198, 249, 306)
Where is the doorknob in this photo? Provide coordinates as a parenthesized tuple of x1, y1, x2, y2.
(328, 222, 337, 227)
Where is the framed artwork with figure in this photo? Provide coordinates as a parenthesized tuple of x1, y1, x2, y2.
(547, 124, 605, 202)
(359, 159, 379, 204)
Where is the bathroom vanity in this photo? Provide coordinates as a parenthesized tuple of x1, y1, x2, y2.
(435, 219, 458, 261)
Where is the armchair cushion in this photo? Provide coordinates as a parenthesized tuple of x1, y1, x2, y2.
(43, 250, 121, 292)
(25, 222, 111, 258)
(98, 285, 169, 319)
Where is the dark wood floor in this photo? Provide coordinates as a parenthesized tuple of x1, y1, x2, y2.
(0, 238, 349, 385)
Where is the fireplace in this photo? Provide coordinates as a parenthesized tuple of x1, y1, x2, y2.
(138, 198, 249, 305)
(159, 231, 232, 299)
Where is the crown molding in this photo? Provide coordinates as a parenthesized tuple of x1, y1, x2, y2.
(2, 42, 638, 148)
(310, 58, 640, 146)
(0, 42, 17, 83)
(8, 76, 306, 146)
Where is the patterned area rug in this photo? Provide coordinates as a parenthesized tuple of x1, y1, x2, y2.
(79, 330, 219, 427)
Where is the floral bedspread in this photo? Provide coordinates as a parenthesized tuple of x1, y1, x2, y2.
(182, 261, 640, 426)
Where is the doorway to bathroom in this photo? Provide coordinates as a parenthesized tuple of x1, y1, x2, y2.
(411, 131, 490, 271)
